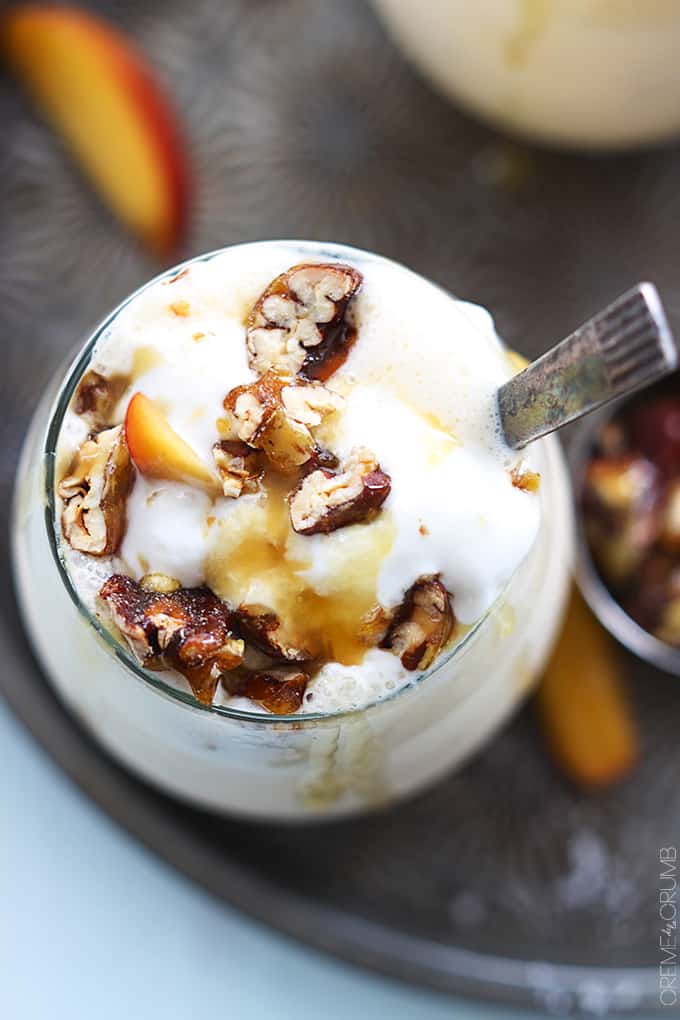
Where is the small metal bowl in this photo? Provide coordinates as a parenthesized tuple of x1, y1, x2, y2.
(569, 386, 680, 676)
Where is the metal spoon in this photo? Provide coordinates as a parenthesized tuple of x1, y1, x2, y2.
(498, 283, 678, 449)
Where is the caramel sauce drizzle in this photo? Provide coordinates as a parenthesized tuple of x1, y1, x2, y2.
(205, 474, 395, 667)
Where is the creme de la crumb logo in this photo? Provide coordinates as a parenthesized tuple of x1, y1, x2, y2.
(659, 847, 678, 1006)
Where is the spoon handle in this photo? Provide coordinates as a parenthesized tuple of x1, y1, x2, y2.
(498, 283, 678, 450)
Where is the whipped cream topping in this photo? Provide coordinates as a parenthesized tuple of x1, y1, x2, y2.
(57, 241, 541, 713)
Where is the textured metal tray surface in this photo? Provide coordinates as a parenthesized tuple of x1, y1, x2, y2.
(2, 0, 680, 1012)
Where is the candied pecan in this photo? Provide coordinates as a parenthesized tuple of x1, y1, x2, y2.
(358, 605, 393, 646)
(221, 371, 343, 474)
(74, 370, 128, 423)
(583, 454, 658, 519)
(381, 576, 454, 671)
(235, 603, 312, 663)
(289, 447, 391, 535)
(280, 382, 344, 426)
(224, 668, 309, 715)
(622, 552, 680, 635)
(99, 574, 244, 704)
(212, 440, 264, 498)
(582, 454, 660, 584)
(246, 263, 362, 380)
(140, 573, 182, 594)
(302, 447, 340, 475)
(58, 425, 134, 556)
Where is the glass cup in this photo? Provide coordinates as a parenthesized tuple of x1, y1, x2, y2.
(12, 242, 574, 820)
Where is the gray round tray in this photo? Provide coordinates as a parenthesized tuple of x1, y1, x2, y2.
(2, 1, 680, 1012)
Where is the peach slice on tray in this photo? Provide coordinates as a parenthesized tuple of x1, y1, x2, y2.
(125, 393, 219, 492)
(536, 588, 639, 790)
(1, 5, 188, 256)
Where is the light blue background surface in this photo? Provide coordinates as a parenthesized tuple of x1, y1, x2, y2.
(0, 699, 653, 1020)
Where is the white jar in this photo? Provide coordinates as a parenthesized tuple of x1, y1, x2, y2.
(12, 243, 574, 820)
(372, 0, 680, 150)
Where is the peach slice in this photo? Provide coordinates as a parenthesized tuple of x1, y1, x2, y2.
(536, 588, 639, 790)
(1, 5, 188, 256)
(125, 393, 219, 493)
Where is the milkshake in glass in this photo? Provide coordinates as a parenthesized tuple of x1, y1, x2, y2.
(372, 0, 680, 150)
(13, 241, 573, 819)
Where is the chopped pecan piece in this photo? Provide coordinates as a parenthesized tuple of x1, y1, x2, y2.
(221, 371, 343, 474)
(622, 552, 680, 634)
(582, 454, 659, 584)
(212, 440, 264, 498)
(381, 576, 454, 671)
(280, 383, 344, 426)
(358, 605, 394, 646)
(58, 425, 134, 556)
(140, 573, 182, 594)
(583, 454, 658, 517)
(236, 603, 313, 663)
(511, 466, 541, 493)
(246, 263, 362, 380)
(74, 370, 128, 423)
(224, 668, 309, 715)
(289, 447, 391, 535)
(302, 447, 340, 475)
(99, 574, 244, 704)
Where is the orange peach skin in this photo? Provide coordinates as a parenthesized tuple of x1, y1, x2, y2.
(536, 588, 639, 790)
(1, 5, 188, 256)
(125, 393, 219, 492)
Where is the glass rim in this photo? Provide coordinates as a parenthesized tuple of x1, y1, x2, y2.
(43, 238, 524, 726)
